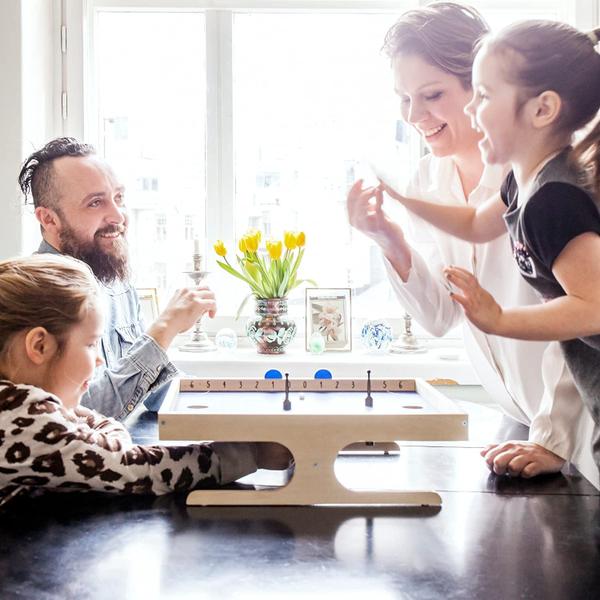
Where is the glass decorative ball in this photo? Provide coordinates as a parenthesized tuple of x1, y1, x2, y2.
(361, 320, 393, 352)
(215, 327, 238, 351)
(309, 331, 326, 354)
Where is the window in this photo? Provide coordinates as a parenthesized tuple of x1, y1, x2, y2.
(184, 215, 195, 241)
(155, 214, 167, 242)
(232, 11, 416, 320)
(93, 9, 207, 291)
(70, 0, 586, 333)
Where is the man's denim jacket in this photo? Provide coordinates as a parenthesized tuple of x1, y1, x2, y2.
(38, 240, 177, 420)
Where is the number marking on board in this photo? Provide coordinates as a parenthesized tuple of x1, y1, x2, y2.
(180, 378, 416, 393)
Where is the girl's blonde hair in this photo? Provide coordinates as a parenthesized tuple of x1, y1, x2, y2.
(0, 255, 100, 358)
(482, 21, 600, 193)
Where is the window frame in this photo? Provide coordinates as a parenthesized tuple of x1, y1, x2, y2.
(62, 0, 596, 336)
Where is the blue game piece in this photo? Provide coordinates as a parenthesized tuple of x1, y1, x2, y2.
(264, 369, 283, 379)
(314, 369, 332, 380)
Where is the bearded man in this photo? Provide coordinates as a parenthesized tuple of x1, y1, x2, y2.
(19, 137, 215, 419)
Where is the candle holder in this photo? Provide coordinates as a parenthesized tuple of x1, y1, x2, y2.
(389, 312, 426, 354)
(178, 252, 217, 353)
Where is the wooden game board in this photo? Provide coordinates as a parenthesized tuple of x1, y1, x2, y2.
(159, 377, 468, 507)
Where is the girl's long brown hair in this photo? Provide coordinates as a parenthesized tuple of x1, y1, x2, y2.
(484, 21, 600, 193)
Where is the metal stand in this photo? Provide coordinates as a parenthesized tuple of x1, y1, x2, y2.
(179, 252, 217, 353)
(389, 312, 426, 354)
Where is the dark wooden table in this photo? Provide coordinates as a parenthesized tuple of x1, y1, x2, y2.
(1, 394, 599, 600)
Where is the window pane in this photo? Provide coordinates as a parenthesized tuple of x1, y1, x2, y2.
(95, 11, 206, 297)
(89, 2, 576, 328)
(229, 4, 575, 324)
(474, 0, 572, 29)
(232, 12, 416, 319)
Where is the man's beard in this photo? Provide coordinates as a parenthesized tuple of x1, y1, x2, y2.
(59, 223, 130, 284)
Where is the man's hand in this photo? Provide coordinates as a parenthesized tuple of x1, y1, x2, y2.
(481, 441, 565, 478)
(444, 266, 504, 334)
(254, 442, 294, 470)
(147, 286, 217, 350)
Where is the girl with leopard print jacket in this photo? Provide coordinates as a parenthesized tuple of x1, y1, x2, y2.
(0, 255, 290, 507)
(0, 380, 258, 506)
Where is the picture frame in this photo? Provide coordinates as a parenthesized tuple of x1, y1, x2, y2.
(137, 288, 160, 325)
(305, 288, 352, 352)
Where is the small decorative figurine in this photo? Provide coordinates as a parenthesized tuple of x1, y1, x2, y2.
(389, 312, 426, 354)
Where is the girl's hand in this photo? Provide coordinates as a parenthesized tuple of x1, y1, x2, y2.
(444, 266, 503, 334)
(481, 441, 565, 478)
(378, 180, 407, 203)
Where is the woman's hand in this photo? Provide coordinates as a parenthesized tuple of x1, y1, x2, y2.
(444, 266, 504, 334)
(481, 441, 565, 478)
(347, 179, 388, 242)
(347, 179, 412, 279)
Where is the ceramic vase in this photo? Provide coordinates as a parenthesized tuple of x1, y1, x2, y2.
(246, 297, 296, 354)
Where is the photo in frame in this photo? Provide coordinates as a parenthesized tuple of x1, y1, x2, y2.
(305, 288, 352, 352)
(137, 288, 160, 326)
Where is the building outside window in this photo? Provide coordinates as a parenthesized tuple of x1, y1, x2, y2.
(155, 214, 167, 243)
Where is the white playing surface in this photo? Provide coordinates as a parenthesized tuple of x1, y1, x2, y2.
(169, 390, 440, 416)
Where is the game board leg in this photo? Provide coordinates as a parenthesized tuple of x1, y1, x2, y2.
(186, 442, 441, 507)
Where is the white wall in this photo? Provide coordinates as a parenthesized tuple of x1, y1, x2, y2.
(0, 0, 59, 259)
(0, 1, 25, 259)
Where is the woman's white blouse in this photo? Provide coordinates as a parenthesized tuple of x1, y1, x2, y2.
(385, 153, 598, 487)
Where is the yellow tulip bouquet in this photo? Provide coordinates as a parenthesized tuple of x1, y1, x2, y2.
(214, 229, 315, 315)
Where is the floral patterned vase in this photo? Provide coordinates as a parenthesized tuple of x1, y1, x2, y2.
(247, 297, 296, 354)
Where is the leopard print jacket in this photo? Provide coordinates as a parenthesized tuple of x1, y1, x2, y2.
(0, 380, 258, 507)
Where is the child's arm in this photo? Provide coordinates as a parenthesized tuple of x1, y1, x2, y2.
(381, 184, 507, 243)
(72, 405, 130, 443)
(446, 232, 600, 340)
(0, 388, 289, 498)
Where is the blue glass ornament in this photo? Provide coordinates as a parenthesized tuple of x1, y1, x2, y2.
(360, 320, 393, 352)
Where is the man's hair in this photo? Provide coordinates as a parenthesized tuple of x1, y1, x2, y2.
(18, 137, 96, 209)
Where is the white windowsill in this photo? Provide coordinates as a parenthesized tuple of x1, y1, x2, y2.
(169, 337, 479, 384)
